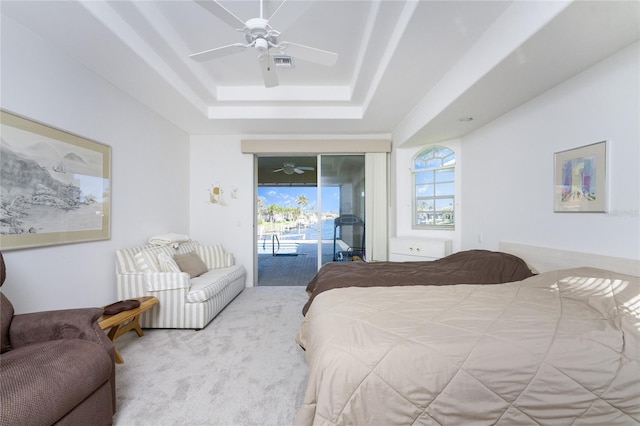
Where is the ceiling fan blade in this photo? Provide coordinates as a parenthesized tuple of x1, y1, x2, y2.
(297, 166, 315, 171)
(278, 42, 338, 67)
(273, 168, 284, 172)
(266, 0, 287, 23)
(294, 168, 305, 174)
(258, 54, 279, 88)
(266, 1, 312, 33)
(195, 0, 246, 30)
(190, 43, 248, 62)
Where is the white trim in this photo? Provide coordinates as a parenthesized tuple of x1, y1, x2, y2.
(241, 139, 391, 153)
(365, 153, 389, 261)
(499, 241, 640, 277)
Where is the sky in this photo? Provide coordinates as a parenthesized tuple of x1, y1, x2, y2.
(258, 186, 340, 213)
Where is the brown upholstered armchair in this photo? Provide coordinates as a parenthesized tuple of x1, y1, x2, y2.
(0, 252, 116, 426)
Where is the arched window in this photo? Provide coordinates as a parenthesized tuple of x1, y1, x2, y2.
(413, 146, 455, 229)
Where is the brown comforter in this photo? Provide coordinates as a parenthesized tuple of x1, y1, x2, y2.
(302, 250, 534, 315)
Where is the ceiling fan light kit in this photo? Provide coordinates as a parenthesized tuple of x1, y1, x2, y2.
(254, 38, 269, 53)
(191, 0, 337, 88)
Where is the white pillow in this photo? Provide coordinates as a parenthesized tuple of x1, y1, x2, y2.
(134, 246, 175, 272)
(135, 251, 160, 272)
(195, 244, 232, 269)
(157, 252, 181, 273)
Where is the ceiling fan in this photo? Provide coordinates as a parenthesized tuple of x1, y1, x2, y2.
(273, 162, 315, 175)
(190, 0, 338, 88)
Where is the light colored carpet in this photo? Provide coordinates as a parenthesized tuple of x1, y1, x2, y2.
(112, 287, 309, 426)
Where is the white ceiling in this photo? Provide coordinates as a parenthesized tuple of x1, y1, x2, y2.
(2, 1, 639, 146)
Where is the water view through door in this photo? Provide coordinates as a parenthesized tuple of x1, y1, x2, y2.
(256, 155, 365, 286)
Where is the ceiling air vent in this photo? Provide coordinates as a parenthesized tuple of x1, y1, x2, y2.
(273, 56, 294, 68)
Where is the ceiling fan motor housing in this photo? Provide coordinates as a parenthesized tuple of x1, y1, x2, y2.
(245, 18, 277, 52)
(283, 162, 296, 174)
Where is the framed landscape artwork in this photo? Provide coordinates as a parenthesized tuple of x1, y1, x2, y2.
(0, 110, 111, 250)
(554, 141, 607, 213)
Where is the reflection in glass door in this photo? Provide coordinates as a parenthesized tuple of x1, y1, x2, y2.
(318, 155, 366, 268)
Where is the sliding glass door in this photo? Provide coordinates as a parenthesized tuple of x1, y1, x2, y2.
(256, 156, 317, 286)
(256, 154, 366, 285)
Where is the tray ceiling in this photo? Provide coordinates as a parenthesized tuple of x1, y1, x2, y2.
(1, 1, 638, 146)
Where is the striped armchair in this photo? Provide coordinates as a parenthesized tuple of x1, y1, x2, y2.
(115, 241, 245, 329)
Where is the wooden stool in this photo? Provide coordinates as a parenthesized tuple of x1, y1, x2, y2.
(98, 296, 158, 363)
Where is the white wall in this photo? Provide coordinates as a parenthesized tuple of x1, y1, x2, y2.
(460, 42, 639, 259)
(1, 17, 190, 313)
(189, 136, 255, 285)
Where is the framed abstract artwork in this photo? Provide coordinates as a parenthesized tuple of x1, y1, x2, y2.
(0, 110, 111, 250)
(554, 141, 607, 213)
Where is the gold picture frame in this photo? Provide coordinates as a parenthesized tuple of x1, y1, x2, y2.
(554, 141, 607, 213)
(0, 110, 111, 250)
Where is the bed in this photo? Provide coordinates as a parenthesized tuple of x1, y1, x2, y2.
(302, 250, 536, 315)
(295, 246, 640, 425)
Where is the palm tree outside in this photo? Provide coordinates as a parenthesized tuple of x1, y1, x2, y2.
(295, 194, 309, 226)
